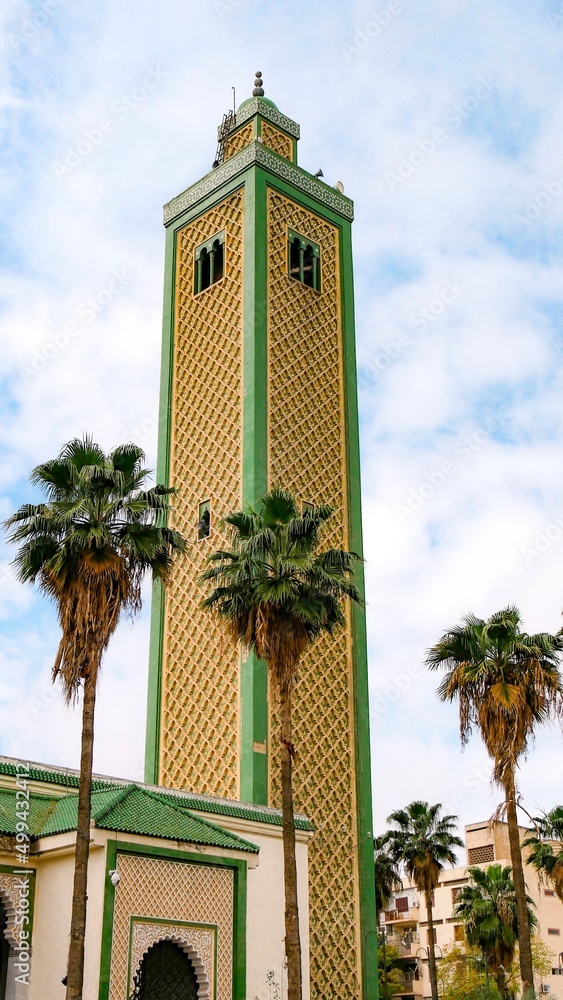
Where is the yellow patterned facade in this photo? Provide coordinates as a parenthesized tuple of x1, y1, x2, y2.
(159, 190, 244, 797)
(261, 121, 294, 161)
(223, 121, 253, 160)
(109, 855, 234, 1000)
(267, 190, 362, 997)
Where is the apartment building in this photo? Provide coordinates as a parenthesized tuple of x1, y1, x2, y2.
(380, 821, 563, 998)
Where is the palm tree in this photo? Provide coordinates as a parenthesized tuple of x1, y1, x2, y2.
(374, 833, 403, 914)
(200, 487, 362, 1000)
(454, 863, 537, 998)
(4, 437, 186, 1000)
(426, 606, 563, 999)
(385, 801, 463, 1000)
(524, 806, 563, 903)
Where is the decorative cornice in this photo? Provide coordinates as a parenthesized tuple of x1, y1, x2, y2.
(164, 142, 354, 225)
(217, 98, 300, 140)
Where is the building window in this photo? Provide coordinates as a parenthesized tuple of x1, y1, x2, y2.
(453, 925, 465, 943)
(288, 229, 321, 291)
(194, 230, 225, 294)
(548, 928, 561, 935)
(197, 501, 210, 540)
(545, 889, 556, 897)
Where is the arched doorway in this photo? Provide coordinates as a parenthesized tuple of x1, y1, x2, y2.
(130, 940, 199, 1000)
(0, 900, 10, 1000)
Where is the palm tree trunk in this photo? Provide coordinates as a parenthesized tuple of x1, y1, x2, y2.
(425, 891, 439, 1000)
(65, 668, 98, 1000)
(504, 767, 534, 999)
(279, 686, 302, 1000)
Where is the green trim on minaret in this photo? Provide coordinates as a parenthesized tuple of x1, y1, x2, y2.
(144, 223, 177, 786)
(339, 220, 379, 999)
(240, 167, 269, 803)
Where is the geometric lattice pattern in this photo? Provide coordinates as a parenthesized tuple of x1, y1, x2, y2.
(109, 854, 233, 1000)
(267, 190, 361, 999)
(160, 191, 244, 796)
(261, 122, 293, 161)
(223, 122, 254, 161)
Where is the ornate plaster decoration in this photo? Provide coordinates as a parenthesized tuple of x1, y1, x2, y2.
(164, 142, 353, 225)
(130, 921, 214, 1000)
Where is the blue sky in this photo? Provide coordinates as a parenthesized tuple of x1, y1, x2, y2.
(1, 0, 563, 837)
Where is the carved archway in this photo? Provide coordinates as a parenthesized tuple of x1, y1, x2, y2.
(129, 925, 212, 1000)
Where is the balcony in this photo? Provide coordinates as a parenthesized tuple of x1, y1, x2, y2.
(384, 906, 420, 925)
(394, 974, 424, 996)
(385, 932, 420, 957)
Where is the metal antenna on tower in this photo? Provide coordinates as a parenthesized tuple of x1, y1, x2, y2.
(212, 88, 237, 168)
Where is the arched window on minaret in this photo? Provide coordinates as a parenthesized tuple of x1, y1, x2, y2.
(194, 230, 225, 294)
(288, 230, 321, 291)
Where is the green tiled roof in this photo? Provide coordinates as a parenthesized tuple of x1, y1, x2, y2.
(0, 756, 312, 831)
(0, 758, 113, 792)
(0, 783, 258, 853)
(0, 789, 59, 835)
(144, 787, 312, 831)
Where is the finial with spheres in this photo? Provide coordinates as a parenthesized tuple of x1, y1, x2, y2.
(252, 71, 264, 97)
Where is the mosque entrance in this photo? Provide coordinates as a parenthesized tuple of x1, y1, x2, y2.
(130, 940, 199, 1000)
(0, 900, 9, 1000)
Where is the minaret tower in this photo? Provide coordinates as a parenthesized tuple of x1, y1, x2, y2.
(145, 73, 378, 999)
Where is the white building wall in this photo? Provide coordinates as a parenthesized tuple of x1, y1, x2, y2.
(28, 838, 106, 1000)
(245, 828, 310, 1000)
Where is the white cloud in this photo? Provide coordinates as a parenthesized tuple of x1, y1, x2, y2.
(0, 0, 562, 849)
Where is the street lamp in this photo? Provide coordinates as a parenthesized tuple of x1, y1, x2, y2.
(415, 946, 443, 998)
(378, 928, 390, 999)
